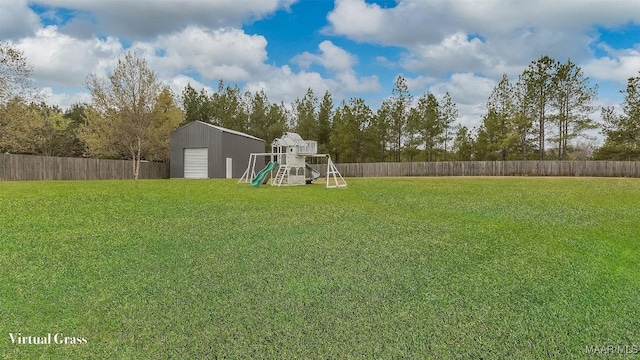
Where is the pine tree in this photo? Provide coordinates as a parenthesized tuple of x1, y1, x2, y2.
(330, 98, 372, 163)
(211, 81, 249, 132)
(453, 125, 474, 161)
(550, 60, 597, 160)
(247, 89, 269, 139)
(484, 74, 519, 160)
(370, 100, 392, 162)
(390, 75, 412, 162)
(317, 91, 333, 153)
(520, 56, 557, 160)
(596, 72, 640, 159)
(293, 88, 318, 140)
(439, 92, 458, 160)
(181, 83, 212, 125)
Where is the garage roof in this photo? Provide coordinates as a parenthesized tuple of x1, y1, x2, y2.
(182, 121, 264, 142)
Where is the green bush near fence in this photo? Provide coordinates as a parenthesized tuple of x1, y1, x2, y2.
(1, 178, 639, 358)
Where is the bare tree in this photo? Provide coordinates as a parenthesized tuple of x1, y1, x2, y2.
(0, 41, 36, 104)
(81, 52, 164, 182)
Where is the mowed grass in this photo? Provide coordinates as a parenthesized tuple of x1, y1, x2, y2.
(1, 177, 639, 358)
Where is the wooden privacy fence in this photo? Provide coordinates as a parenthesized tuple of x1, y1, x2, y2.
(313, 161, 640, 178)
(0, 153, 169, 181)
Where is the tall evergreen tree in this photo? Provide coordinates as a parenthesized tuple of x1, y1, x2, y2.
(550, 60, 598, 160)
(478, 110, 513, 160)
(317, 90, 333, 153)
(484, 74, 519, 160)
(370, 99, 393, 162)
(211, 80, 248, 132)
(330, 98, 372, 163)
(407, 92, 441, 161)
(453, 125, 475, 161)
(473, 124, 491, 160)
(264, 102, 289, 151)
(181, 83, 212, 125)
(521, 55, 557, 160)
(514, 76, 536, 160)
(247, 89, 269, 139)
(439, 92, 458, 160)
(390, 75, 412, 161)
(595, 72, 640, 159)
(293, 88, 318, 140)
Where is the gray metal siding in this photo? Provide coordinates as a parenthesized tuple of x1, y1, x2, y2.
(209, 129, 223, 178)
(170, 132, 184, 178)
(170, 121, 264, 178)
(221, 132, 265, 178)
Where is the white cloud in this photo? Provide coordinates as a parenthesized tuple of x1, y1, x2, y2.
(328, 0, 640, 47)
(582, 45, 640, 85)
(375, 56, 397, 69)
(405, 75, 437, 92)
(13, 21, 380, 112)
(0, 0, 40, 39)
(14, 26, 123, 88)
(291, 40, 380, 95)
(246, 66, 329, 105)
(327, 0, 640, 79)
(429, 73, 495, 104)
(141, 26, 269, 82)
(31, 0, 297, 39)
(293, 40, 356, 72)
(325, 0, 387, 42)
(333, 72, 380, 94)
(401, 32, 493, 74)
(7, 0, 637, 127)
(167, 75, 215, 98)
(245, 64, 379, 105)
(427, 73, 497, 128)
(40, 87, 91, 109)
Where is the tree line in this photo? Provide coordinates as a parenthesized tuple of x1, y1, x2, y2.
(2, 41, 640, 180)
(179, 55, 640, 163)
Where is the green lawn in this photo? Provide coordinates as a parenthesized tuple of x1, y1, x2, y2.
(1, 177, 639, 358)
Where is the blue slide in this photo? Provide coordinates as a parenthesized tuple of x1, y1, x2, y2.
(251, 162, 279, 187)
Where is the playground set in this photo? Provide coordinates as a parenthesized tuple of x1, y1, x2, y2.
(239, 132, 347, 188)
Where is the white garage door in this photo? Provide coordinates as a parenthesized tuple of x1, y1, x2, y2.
(184, 148, 208, 178)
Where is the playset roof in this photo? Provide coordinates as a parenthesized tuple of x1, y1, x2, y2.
(271, 132, 306, 147)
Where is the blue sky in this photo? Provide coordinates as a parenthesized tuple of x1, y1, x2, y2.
(2, 0, 640, 143)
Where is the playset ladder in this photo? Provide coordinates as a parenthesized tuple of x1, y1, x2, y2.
(272, 165, 289, 186)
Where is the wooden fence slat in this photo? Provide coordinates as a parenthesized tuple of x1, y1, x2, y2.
(2, 154, 639, 181)
(0, 153, 5, 181)
(330, 161, 640, 178)
(0, 154, 169, 181)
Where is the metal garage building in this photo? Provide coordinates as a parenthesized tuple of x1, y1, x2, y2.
(170, 121, 265, 179)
